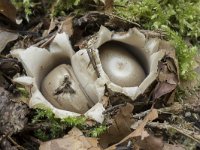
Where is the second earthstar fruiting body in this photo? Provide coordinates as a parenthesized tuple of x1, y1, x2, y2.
(99, 42, 146, 87)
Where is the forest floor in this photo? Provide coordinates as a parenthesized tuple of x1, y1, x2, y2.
(0, 0, 199, 150)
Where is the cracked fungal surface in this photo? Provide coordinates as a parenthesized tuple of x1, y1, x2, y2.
(54, 75, 76, 95)
(41, 64, 91, 113)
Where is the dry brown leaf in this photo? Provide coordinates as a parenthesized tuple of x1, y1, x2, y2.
(61, 16, 74, 37)
(106, 109, 158, 150)
(0, 30, 18, 52)
(43, 19, 57, 37)
(121, 109, 158, 142)
(99, 103, 134, 148)
(153, 54, 178, 100)
(39, 128, 102, 150)
(0, 0, 17, 22)
(103, 0, 113, 12)
(153, 82, 177, 99)
(135, 135, 164, 150)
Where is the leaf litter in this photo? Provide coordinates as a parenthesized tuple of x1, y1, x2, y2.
(0, 0, 199, 150)
(40, 128, 101, 150)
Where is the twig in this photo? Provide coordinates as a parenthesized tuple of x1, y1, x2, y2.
(0, 133, 9, 143)
(132, 102, 183, 119)
(29, 136, 42, 145)
(8, 136, 26, 150)
(132, 109, 151, 119)
(106, 13, 141, 27)
(33, 34, 56, 48)
(40, 34, 56, 48)
(0, 27, 39, 36)
(140, 30, 166, 38)
(103, 103, 126, 114)
(113, 4, 126, 8)
(147, 122, 200, 144)
(87, 49, 100, 78)
(22, 122, 53, 131)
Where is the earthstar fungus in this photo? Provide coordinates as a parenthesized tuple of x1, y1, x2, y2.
(11, 26, 178, 123)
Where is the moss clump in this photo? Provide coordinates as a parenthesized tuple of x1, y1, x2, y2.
(114, 0, 199, 80)
(51, 0, 81, 17)
(11, 0, 34, 21)
(31, 108, 107, 141)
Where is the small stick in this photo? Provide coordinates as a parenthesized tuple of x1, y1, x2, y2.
(8, 136, 26, 150)
(103, 103, 126, 114)
(147, 122, 200, 144)
(132, 102, 183, 119)
(140, 30, 166, 38)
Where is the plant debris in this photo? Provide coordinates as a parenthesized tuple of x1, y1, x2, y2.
(54, 75, 76, 95)
(106, 109, 158, 150)
(0, 0, 17, 23)
(0, 87, 29, 150)
(99, 103, 134, 148)
(0, 87, 29, 135)
(0, 30, 18, 52)
(0, 0, 199, 150)
(39, 128, 102, 150)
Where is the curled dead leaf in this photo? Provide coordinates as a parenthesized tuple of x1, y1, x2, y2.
(106, 109, 158, 150)
(99, 103, 134, 148)
(153, 53, 178, 100)
(40, 128, 102, 150)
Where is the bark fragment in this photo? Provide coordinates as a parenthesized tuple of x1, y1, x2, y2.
(0, 87, 29, 135)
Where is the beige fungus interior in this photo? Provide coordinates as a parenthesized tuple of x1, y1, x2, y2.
(99, 41, 149, 87)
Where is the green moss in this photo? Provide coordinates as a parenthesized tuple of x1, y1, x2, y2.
(11, 0, 34, 21)
(11, 0, 24, 9)
(62, 116, 86, 127)
(89, 125, 107, 137)
(31, 108, 107, 141)
(50, 0, 88, 17)
(16, 86, 29, 98)
(114, 0, 199, 80)
(163, 26, 197, 80)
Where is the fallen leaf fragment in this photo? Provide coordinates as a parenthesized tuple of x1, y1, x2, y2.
(99, 103, 134, 148)
(106, 109, 158, 150)
(39, 128, 102, 150)
(133, 137, 185, 150)
(61, 16, 74, 37)
(0, 87, 29, 135)
(163, 143, 185, 150)
(0, 0, 17, 22)
(103, 0, 113, 12)
(122, 109, 158, 141)
(135, 135, 164, 150)
(0, 30, 18, 52)
(153, 54, 178, 100)
(42, 19, 56, 37)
